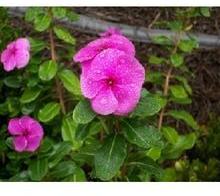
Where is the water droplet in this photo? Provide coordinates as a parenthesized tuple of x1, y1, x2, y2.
(100, 98, 107, 104)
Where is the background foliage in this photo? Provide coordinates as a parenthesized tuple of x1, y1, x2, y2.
(0, 7, 219, 182)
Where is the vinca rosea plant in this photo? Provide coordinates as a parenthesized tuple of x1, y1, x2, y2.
(0, 7, 211, 181)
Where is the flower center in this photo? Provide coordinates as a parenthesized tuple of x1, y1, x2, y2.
(107, 78, 114, 86)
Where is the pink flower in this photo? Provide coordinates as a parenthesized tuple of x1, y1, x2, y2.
(0, 38, 30, 72)
(73, 28, 145, 116)
(8, 116, 44, 152)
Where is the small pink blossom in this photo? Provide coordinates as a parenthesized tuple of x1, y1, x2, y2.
(0, 38, 30, 72)
(74, 28, 145, 116)
(8, 116, 44, 152)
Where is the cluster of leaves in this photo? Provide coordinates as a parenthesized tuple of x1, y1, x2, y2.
(0, 7, 215, 182)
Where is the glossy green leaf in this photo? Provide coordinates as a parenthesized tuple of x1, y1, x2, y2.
(54, 26, 76, 45)
(61, 117, 82, 150)
(34, 13, 51, 32)
(94, 134, 127, 181)
(72, 99, 96, 124)
(29, 37, 47, 53)
(149, 55, 165, 65)
(170, 53, 184, 67)
(152, 35, 172, 45)
(147, 147, 162, 161)
(200, 7, 211, 17)
(162, 126, 179, 144)
(4, 76, 22, 88)
(178, 39, 198, 52)
(167, 110, 199, 130)
(20, 87, 41, 104)
(50, 161, 77, 179)
(52, 7, 67, 19)
(29, 158, 48, 181)
(39, 60, 58, 81)
(38, 102, 60, 122)
(162, 133, 196, 159)
(132, 93, 163, 117)
(175, 76, 192, 95)
(49, 142, 72, 168)
(170, 85, 188, 99)
(127, 157, 163, 179)
(58, 69, 81, 96)
(121, 120, 164, 149)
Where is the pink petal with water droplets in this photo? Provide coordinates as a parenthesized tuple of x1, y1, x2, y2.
(91, 88, 118, 115)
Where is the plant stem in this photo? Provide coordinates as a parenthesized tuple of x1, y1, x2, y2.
(49, 28, 66, 114)
(158, 67, 173, 130)
(157, 32, 181, 130)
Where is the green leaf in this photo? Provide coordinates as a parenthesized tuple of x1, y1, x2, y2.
(39, 60, 58, 81)
(29, 37, 47, 53)
(175, 76, 192, 95)
(54, 26, 76, 45)
(25, 7, 43, 22)
(38, 102, 60, 122)
(34, 13, 51, 32)
(64, 167, 86, 182)
(178, 39, 198, 52)
(58, 69, 81, 96)
(4, 76, 22, 88)
(61, 117, 82, 150)
(49, 142, 72, 168)
(29, 158, 48, 181)
(147, 71, 164, 84)
(20, 87, 41, 104)
(94, 134, 127, 181)
(50, 161, 77, 179)
(167, 20, 183, 31)
(127, 157, 163, 179)
(52, 7, 67, 19)
(162, 126, 179, 144)
(149, 55, 165, 65)
(170, 53, 184, 67)
(72, 99, 96, 124)
(170, 85, 188, 99)
(162, 133, 196, 159)
(152, 35, 172, 45)
(146, 147, 162, 161)
(121, 120, 164, 149)
(132, 93, 163, 117)
(66, 10, 79, 21)
(167, 110, 199, 130)
(200, 7, 211, 17)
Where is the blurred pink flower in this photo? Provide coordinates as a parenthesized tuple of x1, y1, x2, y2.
(74, 28, 145, 116)
(8, 116, 44, 152)
(0, 38, 30, 72)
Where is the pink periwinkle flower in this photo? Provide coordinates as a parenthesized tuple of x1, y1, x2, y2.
(0, 38, 30, 72)
(73, 28, 145, 116)
(8, 116, 44, 152)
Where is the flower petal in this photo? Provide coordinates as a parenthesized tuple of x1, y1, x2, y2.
(8, 118, 24, 135)
(15, 38, 30, 50)
(28, 120, 44, 137)
(13, 136, 27, 152)
(91, 88, 118, 115)
(15, 49, 30, 69)
(1, 51, 16, 72)
(19, 116, 35, 130)
(73, 35, 135, 63)
(113, 84, 142, 116)
(26, 135, 42, 152)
